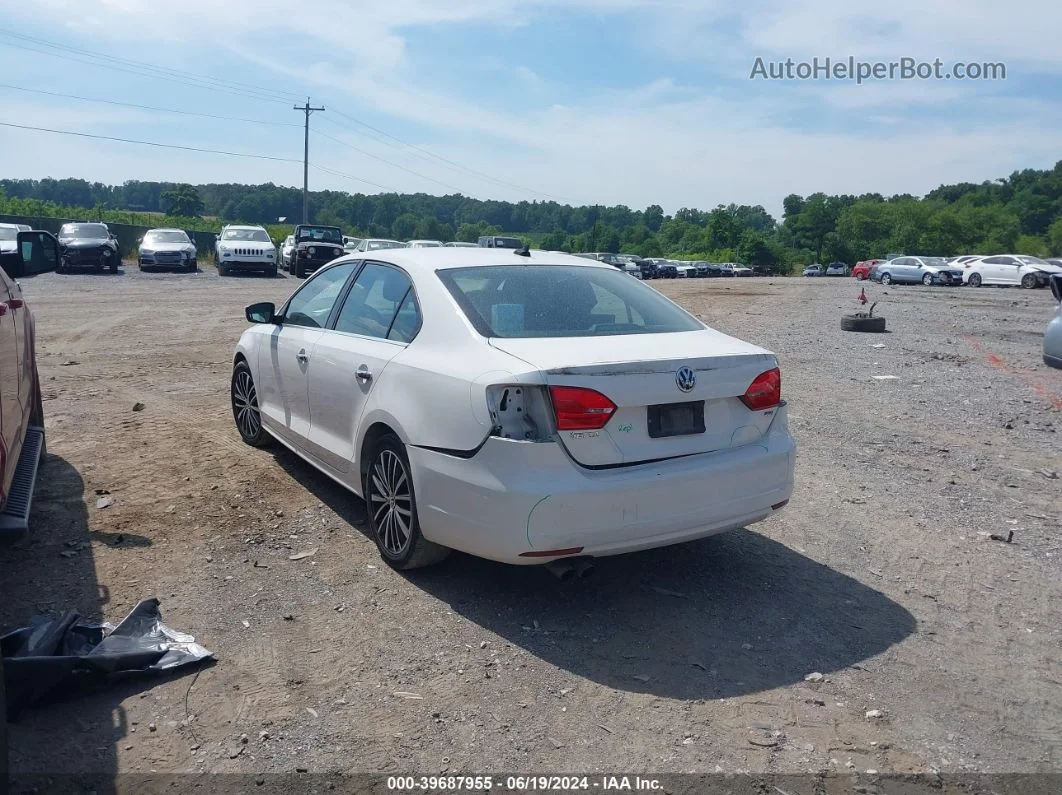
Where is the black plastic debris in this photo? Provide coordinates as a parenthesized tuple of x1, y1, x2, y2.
(1, 598, 213, 718)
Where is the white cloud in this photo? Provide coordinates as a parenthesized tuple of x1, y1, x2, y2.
(1, 0, 1059, 214)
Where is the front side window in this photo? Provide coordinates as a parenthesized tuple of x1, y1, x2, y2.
(283, 262, 356, 328)
(437, 264, 704, 339)
(333, 263, 414, 339)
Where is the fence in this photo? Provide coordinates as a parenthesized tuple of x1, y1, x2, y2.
(0, 214, 219, 257)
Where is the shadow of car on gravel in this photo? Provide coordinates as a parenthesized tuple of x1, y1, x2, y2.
(268, 447, 917, 701)
(0, 454, 151, 791)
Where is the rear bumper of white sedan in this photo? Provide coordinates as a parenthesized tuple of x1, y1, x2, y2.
(409, 405, 796, 565)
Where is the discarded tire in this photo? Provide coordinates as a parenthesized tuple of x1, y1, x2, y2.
(841, 314, 886, 333)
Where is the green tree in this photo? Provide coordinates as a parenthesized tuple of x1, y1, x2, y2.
(1047, 217, 1062, 255)
(392, 212, 419, 240)
(160, 184, 204, 217)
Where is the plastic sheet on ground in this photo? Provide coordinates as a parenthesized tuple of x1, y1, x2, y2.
(1, 598, 213, 718)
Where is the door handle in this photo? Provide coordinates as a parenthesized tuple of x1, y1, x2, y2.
(355, 365, 373, 382)
(296, 348, 309, 363)
(7, 298, 24, 309)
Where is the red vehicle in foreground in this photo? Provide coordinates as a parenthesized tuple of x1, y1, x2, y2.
(0, 230, 57, 532)
(852, 259, 884, 280)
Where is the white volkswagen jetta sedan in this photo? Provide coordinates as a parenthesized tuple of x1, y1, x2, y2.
(230, 248, 795, 570)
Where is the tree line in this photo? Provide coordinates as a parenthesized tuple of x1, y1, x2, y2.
(3, 159, 1061, 273)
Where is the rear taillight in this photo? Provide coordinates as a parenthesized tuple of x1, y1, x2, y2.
(740, 368, 781, 411)
(549, 386, 617, 430)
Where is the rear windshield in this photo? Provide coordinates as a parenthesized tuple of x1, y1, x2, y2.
(366, 240, 405, 250)
(437, 264, 704, 338)
(0, 227, 17, 241)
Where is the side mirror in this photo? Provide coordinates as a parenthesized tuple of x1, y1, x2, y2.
(246, 302, 279, 324)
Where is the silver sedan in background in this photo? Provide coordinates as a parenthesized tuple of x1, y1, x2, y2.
(1045, 274, 1062, 369)
(138, 228, 198, 272)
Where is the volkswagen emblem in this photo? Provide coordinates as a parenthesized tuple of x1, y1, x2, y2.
(675, 366, 696, 392)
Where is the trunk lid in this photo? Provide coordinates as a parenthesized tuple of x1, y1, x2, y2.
(489, 330, 780, 467)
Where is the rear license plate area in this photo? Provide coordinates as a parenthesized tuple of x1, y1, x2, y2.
(647, 401, 705, 439)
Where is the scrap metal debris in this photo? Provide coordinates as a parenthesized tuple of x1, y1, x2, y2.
(1, 598, 213, 718)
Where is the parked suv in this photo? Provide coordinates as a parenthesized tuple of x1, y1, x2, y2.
(215, 225, 278, 277)
(291, 224, 345, 278)
(0, 231, 54, 532)
(478, 235, 524, 249)
(57, 222, 120, 274)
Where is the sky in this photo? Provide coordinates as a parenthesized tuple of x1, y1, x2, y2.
(0, 0, 1060, 218)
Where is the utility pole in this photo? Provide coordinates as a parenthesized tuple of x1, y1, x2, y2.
(294, 98, 325, 224)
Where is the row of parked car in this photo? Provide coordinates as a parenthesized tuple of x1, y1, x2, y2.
(810, 254, 1062, 289)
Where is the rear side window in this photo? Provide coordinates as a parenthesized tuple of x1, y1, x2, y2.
(437, 264, 703, 338)
(334, 262, 415, 340)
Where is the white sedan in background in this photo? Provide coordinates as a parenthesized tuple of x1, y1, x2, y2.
(230, 249, 795, 570)
(961, 254, 1062, 288)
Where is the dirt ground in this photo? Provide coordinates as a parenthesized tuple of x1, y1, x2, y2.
(2, 264, 1060, 787)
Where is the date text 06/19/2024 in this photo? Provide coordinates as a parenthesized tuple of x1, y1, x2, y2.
(386, 775, 664, 792)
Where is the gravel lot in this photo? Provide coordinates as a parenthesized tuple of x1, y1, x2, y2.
(2, 264, 1060, 786)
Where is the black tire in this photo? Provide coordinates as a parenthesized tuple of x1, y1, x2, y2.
(880, 272, 892, 285)
(841, 314, 887, 333)
(968, 273, 982, 287)
(364, 434, 450, 570)
(1021, 273, 1038, 289)
(231, 361, 269, 447)
(269, 264, 278, 278)
(188, 259, 198, 273)
(922, 272, 934, 286)
(218, 263, 228, 277)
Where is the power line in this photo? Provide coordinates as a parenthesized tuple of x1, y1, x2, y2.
(0, 27, 567, 202)
(0, 121, 303, 163)
(0, 36, 293, 106)
(325, 106, 565, 201)
(0, 83, 301, 127)
(314, 129, 465, 193)
(0, 29, 304, 103)
(0, 118, 404, 193)
(310, 164, 400, 193)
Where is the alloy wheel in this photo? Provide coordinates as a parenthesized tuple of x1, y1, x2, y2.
(232, 369, 261, 440)
(369, 449, 413, 557)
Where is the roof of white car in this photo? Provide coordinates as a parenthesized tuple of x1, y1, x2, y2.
(360, 246, 611, 274)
